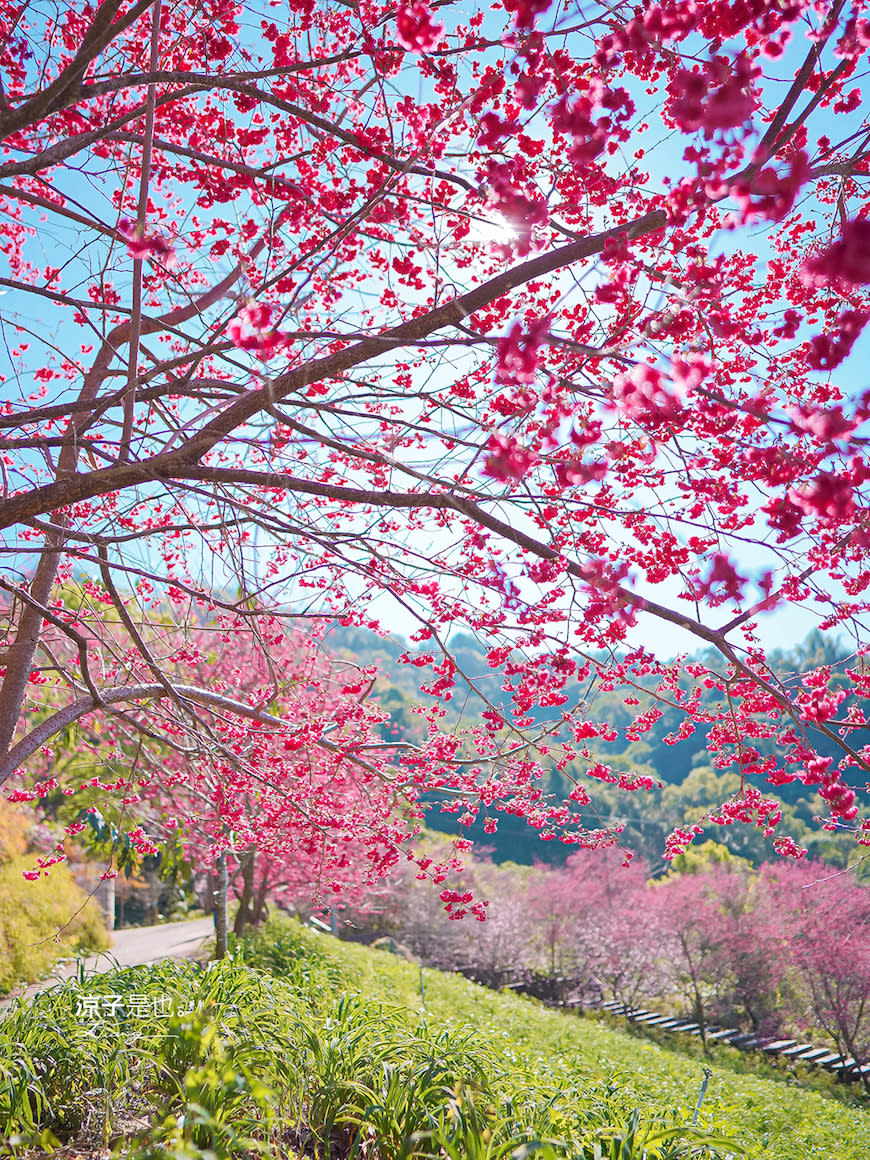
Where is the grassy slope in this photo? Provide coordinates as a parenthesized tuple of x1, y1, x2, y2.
(285, 924, 870, 1160)
(1, 918, 867, 1158)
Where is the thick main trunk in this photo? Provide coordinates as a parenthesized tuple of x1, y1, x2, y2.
(233, 847, 256, 937)
(202, 871, 215, 915)
(251, 866, 270, 927)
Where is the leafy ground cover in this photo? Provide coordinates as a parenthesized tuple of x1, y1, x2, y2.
(0, 918, 867, 1159)
(242, 922, 870, 1160)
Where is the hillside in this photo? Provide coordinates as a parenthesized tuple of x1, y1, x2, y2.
(2, 916, 868, 1158)
(309, 923, 870, 1160)
(325, 624, 867, 869)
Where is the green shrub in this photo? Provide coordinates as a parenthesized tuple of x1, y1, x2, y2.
(0, 856, 110, 994)
(0, 957, 299, 1150)
(232, 915, 346, 1004)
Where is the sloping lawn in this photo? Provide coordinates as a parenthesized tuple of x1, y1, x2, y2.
(0, 917, 866, 1159)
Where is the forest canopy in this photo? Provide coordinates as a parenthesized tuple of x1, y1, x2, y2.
(1, 0, 870, 902)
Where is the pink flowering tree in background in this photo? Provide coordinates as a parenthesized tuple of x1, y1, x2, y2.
(133, 622, 426, 952)
(579, 853, 660, 1009)
(2, 0, 870, 917)
(795, 891, 870, 1086)
(761, 859, 870, 1087)
(329, 841, 505, 971)
(652, 871, 733, 1050)
(525, 863, 591, 979)
(522, 848, 651, 1000)
(444, 860, 536, 984)
(703, 866, 793, 1037)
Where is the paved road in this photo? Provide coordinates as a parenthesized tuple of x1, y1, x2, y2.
(2, 916, 215, 1008)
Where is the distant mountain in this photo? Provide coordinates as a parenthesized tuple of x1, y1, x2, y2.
(324, 623, 866, 869)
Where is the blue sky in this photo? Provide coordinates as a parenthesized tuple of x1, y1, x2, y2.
(2, 2, 869, 668)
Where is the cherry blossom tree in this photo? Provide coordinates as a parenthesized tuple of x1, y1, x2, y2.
(444, 860, 535, 985)
(762, 858, 870, 1086)
(578, 853, 660, 1009)
(652, 871, 733, 1049)
(702, 866, 792, 1036)
(2, 0, 870, 887)
(525, 863, 589, 978)
(523, 847, 636, 978)
(133, 622, 428, 948)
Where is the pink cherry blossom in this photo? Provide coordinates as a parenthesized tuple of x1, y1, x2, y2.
(396, 1, 444, 52)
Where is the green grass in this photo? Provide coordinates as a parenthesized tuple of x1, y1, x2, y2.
(0, 916, 867, 1159)
(239, 918, 870, 1160)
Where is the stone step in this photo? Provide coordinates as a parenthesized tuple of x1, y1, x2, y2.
(578, 1006, 862, 1080)
(791, 1047, 835, 1064)
(761, 1039, 797, 1053)
(729, 1034, 762, 1050)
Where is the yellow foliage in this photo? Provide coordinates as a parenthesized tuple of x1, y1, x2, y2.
(660, 838, 751, 878)
(0, 799, 30, 862)
(0, 856, 111, 994)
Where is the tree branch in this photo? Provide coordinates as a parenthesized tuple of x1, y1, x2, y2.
(0, 681, 296, 785)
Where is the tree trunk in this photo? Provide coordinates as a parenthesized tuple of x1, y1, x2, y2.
(692, 981, 709, 1054)
(102, 871, 115, 931)
(213, 853, 228, 959)
(202, 871, 216, 915)
(233, 846, 256, 937)
(251, 865, 270, 927)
